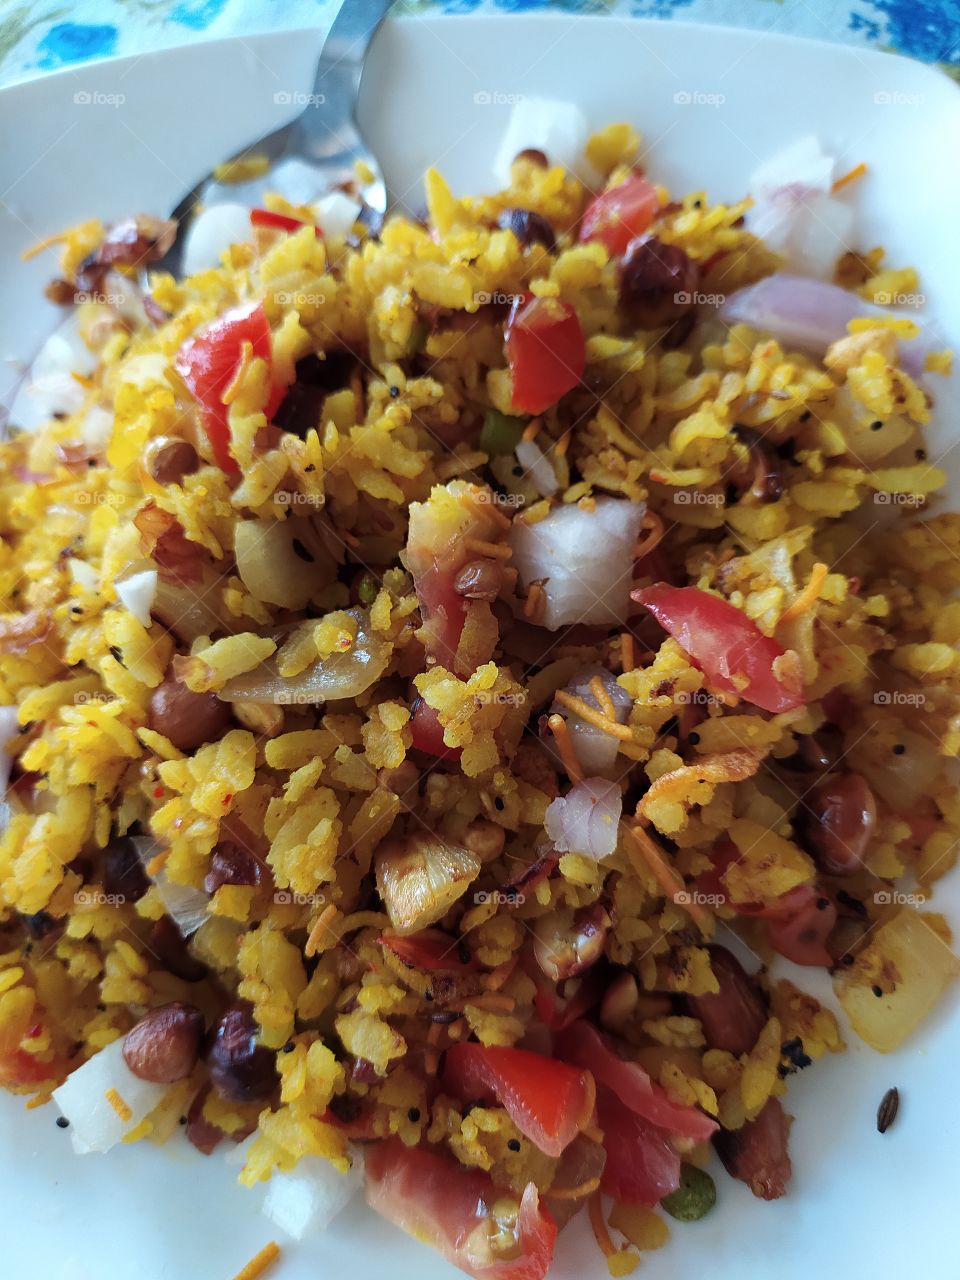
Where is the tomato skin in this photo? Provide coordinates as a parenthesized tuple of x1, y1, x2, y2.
(555, 1021, 718, 1143)
(596, 1086, 681, 1205)
(442, 1043, 594, 1157)
(633, 583, 805, 713)
(175, 300, 285, 473)
(379, 929, 476, 971)
(506, 295, 585, 415)
(249, 208, 322, 237)
(365, 1138, 557, 1280)
(410, 697, 461, 761)
(580, 175, 659, 256)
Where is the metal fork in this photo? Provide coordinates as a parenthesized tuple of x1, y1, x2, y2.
(155, 0, 392, 276)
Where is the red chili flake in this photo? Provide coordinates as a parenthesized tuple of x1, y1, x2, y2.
(222, 794, 233, 807)
(153, 786, 165, 798)
(25, 1023, 42, 1039)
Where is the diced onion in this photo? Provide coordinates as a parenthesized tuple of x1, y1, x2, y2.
(52, 1037, 170, 1154)
(515, 439, 559, 497)
(234, 518, 335, 611)
(116, 567, 158, 627)
(220, 607, 389, 706)
(312, 192, 362, 238)
(375, 835, 480, 935)
(510, 498, 646, 630)
(82, 405, 114, 450)
(544, 778, 622, 860)
(719, 274, 930, 374)
(749, 135, 835, 194)
(551, 665, 632, 775)
(493, 96, 590, 186)
(0, 705, 20, 835)
(263, 1154, 363, 1239)
(67, 558, 98, 591)
(182, 202, 253, 276)
(9, 312, 97, 431)
(132, 837, 208, 936)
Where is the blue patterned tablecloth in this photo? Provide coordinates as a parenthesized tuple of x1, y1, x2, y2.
(0, 0, 957, 88)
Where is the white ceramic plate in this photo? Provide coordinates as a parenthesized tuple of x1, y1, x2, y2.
(1, 13, 959, 1280)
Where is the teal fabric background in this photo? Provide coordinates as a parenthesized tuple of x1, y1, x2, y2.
(0, 0, 957, 87)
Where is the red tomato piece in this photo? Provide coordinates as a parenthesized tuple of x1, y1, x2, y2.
(596, 1086, 681, 1205)
(410, 697, 461, 761)
(554, 1021, 718, 1143)
(174, 300, 288, 473)
(580, 175, 659, 256)
(442, 1043, 594, 1157)
(249, 208, 323, 237)
(633, 583, 805, 713)
(379, 929, 476, 971)
(365, 1138, 557, 1280)
(765, 886, 837, 967)
(506, 295, 585, 415)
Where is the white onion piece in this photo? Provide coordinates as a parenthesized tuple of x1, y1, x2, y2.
(0, 705, 20, 805)
(8, 312, 97, 431)
(52, 1037, 170, 1154)
(510, 498, 646, 630)
(312, 191, 362, 238)
(515, 439, 559, 497)
(116, 568, 157, 627)
(749, 135, 835, 194)
(544, 778, 622, 860)
(719, 274, 930, 375)
(263, 1154, 363, 1239)
(234, 519, 334, 610)
(181, 202, 252, 276)
(493, 96, 590, 186)
(67, 558, 98, 591)
(551, 665, 632, 775)
(132, 836, 208, 936)
(82, 405, 114, 450)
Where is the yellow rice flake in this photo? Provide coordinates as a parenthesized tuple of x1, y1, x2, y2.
(266, 785, 341, 895)
(335, 1008, 405, 1074)
(238, 924, 306, 1049)
(724, 819, 815, 905)
(609, 1203, 670, 1253)
(180, 634, 277, 693)
(313, 610, 358, 660)
(586, 122, 641, 175)
(740, 1016, 782, 1117)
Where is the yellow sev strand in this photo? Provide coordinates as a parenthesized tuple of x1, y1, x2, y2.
(589, 675, 616, 721)
(550, 1176, 602, 1200)
(588, 1192, 617, 1258)
(221, 340, 254, 407)
(20, 230, 70, 261)
(626, 823, 709, 929)
(554, 430, 571, 458)
(832, 162, 867, 193)
(633, 510, 665, 560)
(554, 691, 634, 742)
(464, 537, 512, 560)
(304, 904, 339, 958)
(523, 581, 545, 622)
(521, 416, 543, 442)
(547, 713, 584, 785)
(621, 632, 636, 673)
(232, 1242, 281, 1280)
(780, 561, 828, 623)
(104, 1088, 132, 1123)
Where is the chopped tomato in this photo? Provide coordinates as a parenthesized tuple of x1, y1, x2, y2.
(379, 929, 476, 971)
(442, 1043, 594, 1157)
(596, 1086, 681, 1205)
(174, 300, 287, 473)
(765, 886, 837, 967)
(579, 175, 659, 256)
(410, 697, 461, 761)
(524, 956, 606, 1031)
(0, 1049, 56, 1090)
(505, 295, 585, 415)
(250, 208, 322, 237)
(365, 1138, 557, 1280)
(633, 583, 805, 713)
(554, 1021, 718, 1143)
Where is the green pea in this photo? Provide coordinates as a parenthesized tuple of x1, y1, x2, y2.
(660, 1163, 716, 1222)
(357, 573, 379, 605)
(479, 409, 525, 457)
